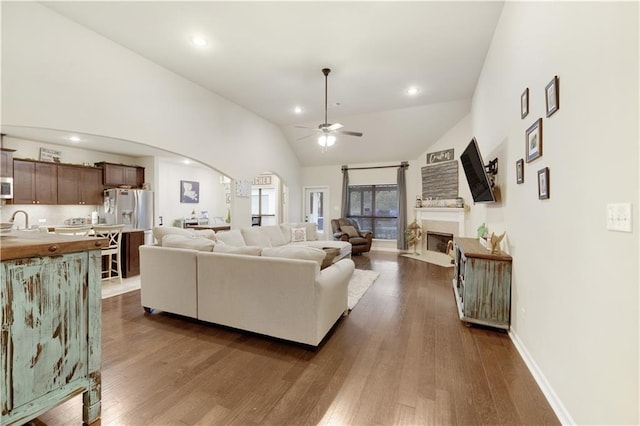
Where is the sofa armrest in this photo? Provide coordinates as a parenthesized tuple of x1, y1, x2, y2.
(333, 232, 349, 242)
(315, 258, 355, 337)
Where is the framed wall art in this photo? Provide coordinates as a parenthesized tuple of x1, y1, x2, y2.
(526, 118, 543, 162)
(537, 167, 550, 199)
(520, 88, 529, 119)
(180, 180, 199, 203)
(516, 159, 524, 184)
(545, 75, 559, 117)
(39, 147, 62, 163)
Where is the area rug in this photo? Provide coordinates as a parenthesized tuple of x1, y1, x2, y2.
(101, 276, 141, 299)
(348, 269, 380, 310)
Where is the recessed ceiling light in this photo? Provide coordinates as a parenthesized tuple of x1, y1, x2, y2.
(406, 86, 420, 96)
(294, 106, 303, 114)
(69, 136, 81, 142)
(191, 36, 207, 47)
(183, 159, 191, 165)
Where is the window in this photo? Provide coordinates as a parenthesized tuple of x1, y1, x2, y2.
(347, 184, 398, 239)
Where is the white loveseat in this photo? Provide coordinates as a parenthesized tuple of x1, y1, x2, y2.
(139, 223, 355, 346)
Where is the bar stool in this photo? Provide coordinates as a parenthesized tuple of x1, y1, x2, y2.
(93, 225, 125, 283)
(54, 226, 92, 236)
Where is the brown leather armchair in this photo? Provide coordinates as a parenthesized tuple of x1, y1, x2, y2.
(331, 218, 373, 255)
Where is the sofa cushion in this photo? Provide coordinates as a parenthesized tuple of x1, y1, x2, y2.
(261, 246, 326, 270)
(153, 226, 194, 246)
(193, 229, 216, 240)
(341, 225, 359, 238)
(213, 242, 262, 256)
(215, 229, 246, 247)
(241, 227, 271, 247)
(262, 225, 287, 247)
(162, 234, 215, 252)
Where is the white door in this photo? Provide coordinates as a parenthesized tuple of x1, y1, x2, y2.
(303, 187, 329, 235)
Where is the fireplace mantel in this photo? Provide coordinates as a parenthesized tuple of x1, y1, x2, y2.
(414, 207, 467, 237)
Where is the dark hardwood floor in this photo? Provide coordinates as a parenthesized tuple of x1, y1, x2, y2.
(35, 252, 559, 425)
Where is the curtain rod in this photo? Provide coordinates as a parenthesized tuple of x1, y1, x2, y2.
(342, 161, 408, 171)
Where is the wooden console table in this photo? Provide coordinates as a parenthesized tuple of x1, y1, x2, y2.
(452, 237, 512, 330)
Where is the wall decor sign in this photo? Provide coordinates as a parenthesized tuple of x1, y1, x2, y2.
(520, 88, 529, 119)
(180, 180, 199, 203)
(537, 167, 550, 199)
(516, 159, 524, 184)
(39, 148, 62, 163)
(426, 148, 455, 165)
(236, 179, 251, 198)
(545, 75, 559, 117)
(252, 175, 272, 186)
(525, 118, 543, 162)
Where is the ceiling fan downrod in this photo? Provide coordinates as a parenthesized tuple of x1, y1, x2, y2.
(322, 68, 331, 126)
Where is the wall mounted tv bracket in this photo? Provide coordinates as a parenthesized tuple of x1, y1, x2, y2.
(485, 158, 498, 187)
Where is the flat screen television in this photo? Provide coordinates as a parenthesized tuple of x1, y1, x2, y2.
(460, 137, 496, 203)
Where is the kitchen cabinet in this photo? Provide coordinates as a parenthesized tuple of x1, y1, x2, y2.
(452, 237, 512, 330)
(97, 162, 145, 188)
(1, 240, 102, 425)
(12, 159, 57, 205)
(1, 148, 14, 178)
(57, 164, 104, 205)
(121, 230, 144, 277)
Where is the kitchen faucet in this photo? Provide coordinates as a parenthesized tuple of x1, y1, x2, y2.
(10, 210, 29, 230)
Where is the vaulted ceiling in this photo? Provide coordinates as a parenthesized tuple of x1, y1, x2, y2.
(9, 2, 504, 167)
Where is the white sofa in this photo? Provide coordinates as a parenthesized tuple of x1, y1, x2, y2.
(139, 223, 355, 346)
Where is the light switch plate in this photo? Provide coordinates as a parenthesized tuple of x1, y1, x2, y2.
(606, 203, 632, 232)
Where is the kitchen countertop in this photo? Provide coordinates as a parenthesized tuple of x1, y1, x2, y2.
(0, 230, 107, 261)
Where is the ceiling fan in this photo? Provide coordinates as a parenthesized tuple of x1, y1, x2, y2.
(297, 68, 363, 150)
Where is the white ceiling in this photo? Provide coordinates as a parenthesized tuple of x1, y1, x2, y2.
(8, 1, 504, 167)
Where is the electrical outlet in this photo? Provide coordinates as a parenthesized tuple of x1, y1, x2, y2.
(606, 203, 632, 232)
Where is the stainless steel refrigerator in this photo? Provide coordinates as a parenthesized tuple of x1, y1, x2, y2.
(103, 188, 154, 243)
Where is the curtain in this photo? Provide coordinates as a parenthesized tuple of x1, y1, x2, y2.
(341, 166, 349, 218)
(397, 162, 408, 250)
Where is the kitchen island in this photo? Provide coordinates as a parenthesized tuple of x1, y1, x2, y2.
(1, 231, 104, 425)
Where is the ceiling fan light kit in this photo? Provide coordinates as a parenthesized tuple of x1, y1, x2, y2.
(298, 68, 364, 150)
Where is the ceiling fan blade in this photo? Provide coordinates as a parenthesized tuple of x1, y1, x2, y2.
(339, 130, 364, 137)
(328, 123, 343, 131)
(294, 125, 316, 130)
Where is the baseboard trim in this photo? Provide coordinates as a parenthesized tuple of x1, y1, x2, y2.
(509, 329, 575, 425)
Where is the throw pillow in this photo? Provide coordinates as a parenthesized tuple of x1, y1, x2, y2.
(162, 234, 215, 252)
(213, 242, 262, 256)
(152, 226, 194, 246)
(193, 229, 216, 241)
(214, 229, 246, 247)
(291, 227, 307, 242)
(341, 225, 360, 238)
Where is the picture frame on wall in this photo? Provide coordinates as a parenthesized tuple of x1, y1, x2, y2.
(537, 167, 550, 199)
(516, 159, 524, 184)
(180, 180, 199, 203)
(545, 75, 559, 117)
(520, 88, 529, 119)
(526, 118, 543, 162)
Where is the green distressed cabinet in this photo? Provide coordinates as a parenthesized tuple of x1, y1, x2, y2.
(1, 250, 102, 425)
(452, 237, 512, 330)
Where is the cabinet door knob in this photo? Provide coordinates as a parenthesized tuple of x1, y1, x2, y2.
(48, 245, 58, 252)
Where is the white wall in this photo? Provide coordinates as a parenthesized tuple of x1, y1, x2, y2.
(1, 2, 303, 227)
(470, 2, 638, 424)
(157, 159, 227, 227)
